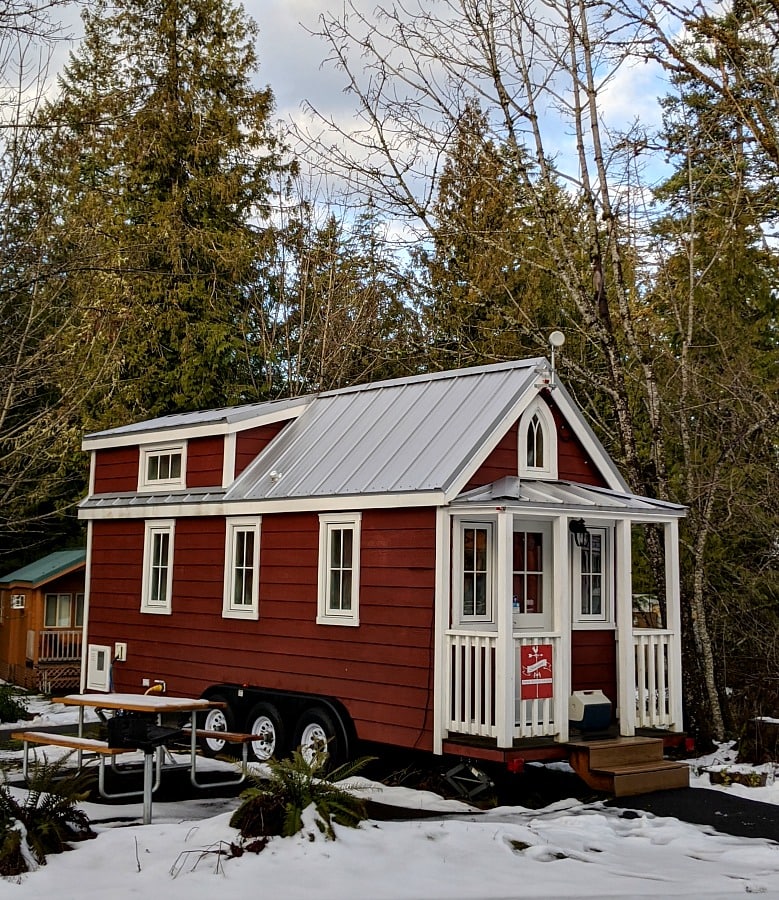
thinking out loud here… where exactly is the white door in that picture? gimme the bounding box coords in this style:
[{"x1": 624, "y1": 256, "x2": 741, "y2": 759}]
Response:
[{"x1": 511, "y1": 521, "x2": 553, "y2": 630}]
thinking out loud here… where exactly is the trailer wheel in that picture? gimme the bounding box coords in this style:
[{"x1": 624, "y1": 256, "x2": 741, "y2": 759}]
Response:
[
  {"x1": 294, "y1": 707, "x2": 344, "y2": 768},
  {"x1": 246, "y1": 702, "x2": 284, "y2": 762},
  {"x1": 199, "y1": 694, "x2": 235, "y2": 757}
]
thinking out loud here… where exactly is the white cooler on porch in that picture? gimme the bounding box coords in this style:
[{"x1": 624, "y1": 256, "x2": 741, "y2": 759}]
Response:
[{"x1": 569, "y1": 690, "x2": 612, "y2": 731}]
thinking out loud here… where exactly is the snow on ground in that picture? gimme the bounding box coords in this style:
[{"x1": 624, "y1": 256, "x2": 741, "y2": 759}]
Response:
[{"x1": 2, "y1": 694, "x2": 779, "y2": 898}]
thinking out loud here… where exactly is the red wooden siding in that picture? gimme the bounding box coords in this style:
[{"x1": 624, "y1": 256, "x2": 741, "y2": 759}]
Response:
[
  {"x1": 93, "y1": 447, "x2": 140, "y2": 494},
  {"x1": 465, "y1": 394, "x2": 607, "y2": 490},
  {"x1": 550, "y1": 402, "x2": 607, "y2": 487},
  {"x1": 571, "y1": 630, "x2": 617, "y2": 714},
  {"x1": 234, "y1": 422, "x2": 289, "y2": 478},
  {"x1": 87, "y1": 507, "x2": 439, "y2": 752},
  {"x1": 187, "y1": 435, "x2": 224, "y2": 488}
]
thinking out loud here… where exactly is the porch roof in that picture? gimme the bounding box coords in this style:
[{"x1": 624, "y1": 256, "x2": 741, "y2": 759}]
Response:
[{"x1": 451, "y1": 476, "x2": 686, "y2": 519}]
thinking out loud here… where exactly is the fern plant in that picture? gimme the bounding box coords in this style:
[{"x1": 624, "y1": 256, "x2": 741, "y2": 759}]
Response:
[
  {"x1": 230, "y1": 749, "x2": 372, "y2": 841},
  {"x1": 0, "y1": 754, "x2": 94, "y2": 875}
]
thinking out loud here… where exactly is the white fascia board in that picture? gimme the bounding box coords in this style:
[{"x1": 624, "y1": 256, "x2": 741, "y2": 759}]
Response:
[
  {"x1": 81, "y1": 403, "x2": 309, "y2": 451},
  {"x1": 443, "y1": 381, "x2": 540, "y2": 502},
  {"x1": 77, "y1": 490, "x2": 448, "y2": 520},
  {"x1": 447, "y1": 502, "x2": 685, "y2": 522},
  {"x1": 550, "y1": 382, "x2": 629, "y2": 492}
]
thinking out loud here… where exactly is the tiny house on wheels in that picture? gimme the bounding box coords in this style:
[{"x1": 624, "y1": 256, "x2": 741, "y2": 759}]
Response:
[{"x1": 78, "y1": 358, "x2": 689, "y2": 796}]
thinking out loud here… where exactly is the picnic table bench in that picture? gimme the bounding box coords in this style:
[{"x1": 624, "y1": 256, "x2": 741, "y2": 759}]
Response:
[{"x1": 10, "y1": 729, "x2": 154, "y2": 799}]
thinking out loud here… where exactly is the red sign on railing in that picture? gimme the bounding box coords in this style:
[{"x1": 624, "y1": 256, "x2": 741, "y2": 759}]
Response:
[{"x1": 520, "y1": 643, "x2": 553, "y2": 700}]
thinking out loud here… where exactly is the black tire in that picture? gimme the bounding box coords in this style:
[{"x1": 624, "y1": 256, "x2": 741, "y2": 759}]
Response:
[
  {"x1": 245, "y1": 701, "x2": 285, "y2": 762},
  {"x1": 198, "y1": 693, "x2": 235, "y2": 757},
  {"x1": 293, "y1": 706, "x2": 345, "y2": 768}
]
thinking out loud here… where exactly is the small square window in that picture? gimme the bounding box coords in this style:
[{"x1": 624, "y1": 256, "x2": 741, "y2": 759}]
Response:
[{"x1": 138, "y1": 444, "x2": 186, "y2": 491}]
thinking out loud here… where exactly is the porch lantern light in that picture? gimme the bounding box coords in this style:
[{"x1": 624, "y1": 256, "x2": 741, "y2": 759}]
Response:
[{"x1": 569, "y1": 518, "x2": 590, "y2": 549}]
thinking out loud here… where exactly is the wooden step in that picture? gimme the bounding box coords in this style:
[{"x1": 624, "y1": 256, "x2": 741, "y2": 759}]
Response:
[
  {"x1": 567, "y1": 737, "x2": 689, "y2": 796},
  {"x1": 571, "y1": 737, "x2": 664, "y2": 769},
  {"x1": 601, "y1": 761, "x2": 690, "y2": 797}
]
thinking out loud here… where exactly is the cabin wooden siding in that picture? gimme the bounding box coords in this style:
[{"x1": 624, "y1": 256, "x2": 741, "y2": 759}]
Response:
[
  {"x1": 234, "y1": 422, "x2": 290, "y2": 478},
  {"x1": 186, "y1": 435, "x2": 224, "y2": 487},
  {"x1": 93, "y1": 446, "x2": 140, "y2": 494},
  {"x1": 87, "y1": 507, "x2": 438, "y2": 751},
  {"x1": 466, "y1": 397, "x2": 608, "y2": 490},
  {"x1": 571, "y1": 630, "x2": 617, "y2": 714}
]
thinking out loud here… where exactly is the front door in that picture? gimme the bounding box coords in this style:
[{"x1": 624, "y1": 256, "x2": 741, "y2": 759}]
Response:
[{"x1": 512, "y1": 521, "x2": 552, "y2": 630}]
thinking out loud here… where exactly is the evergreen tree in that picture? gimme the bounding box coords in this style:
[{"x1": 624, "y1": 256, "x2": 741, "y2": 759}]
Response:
[
  {"x1": 417, "y1": 102, "x2": 569, "y2": 369},
  {"x1": 32, "y1": 0, "x2": 292, "y2": 427}
]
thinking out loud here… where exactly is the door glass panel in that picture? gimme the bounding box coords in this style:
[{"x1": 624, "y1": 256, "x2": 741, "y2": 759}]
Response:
[{"x1": 513, "y1": 530, "x2": 544, "y2": 615}]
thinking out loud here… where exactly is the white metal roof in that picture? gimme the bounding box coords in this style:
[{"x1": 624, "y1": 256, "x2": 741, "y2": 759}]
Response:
[
  {"x1": 224, "y1": 360, "x2": 543, "y2": 502},
  {"x1": 82, "y1": 395, "x2": 311, "y2": 448}
]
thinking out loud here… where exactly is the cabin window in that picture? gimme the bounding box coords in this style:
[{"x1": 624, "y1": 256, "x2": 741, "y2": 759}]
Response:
[
  {"x1": 44, "y1": 593, "x2": 72, "y2": 628},
  {"x1": 518, "y1": 400, "x2": 557, "y2": 479},
  {"x1": 459, "y1": 523, "x2": 493, "y2": 622},
  {"x1": 317, "y1": 513, "x2": 361, "y2": 626},
  {"x1": 75, "y1": 593, "x2": 84, "y2": 627},
  {"x1": 138, "y1": 443, "x2": 186, "y2": 491},
  {"x1": 572, "y1": 526, "x2": 613, "y2": 626},
  {"x1": 223, "y1": 517, "x2": 261, "y2": 620},
  {"x1": 141, "y1": 520, "x2": 175, "y2": 614}
]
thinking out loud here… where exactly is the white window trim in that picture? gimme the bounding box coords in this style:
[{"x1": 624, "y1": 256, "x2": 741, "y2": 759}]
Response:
[
  {"x1": 138, "y1": 442, "x2": 187, "y2": 492},
  {"x1": 452, "y1": 520, "x2": 495, "y2": 626},
  {"x1": 223, "y1": 516, "x2": 261, "y2": 620},
  {"x1": 317, "y1": 512, "x2": 361, "y2": 626},
  {"x1": 141, "y1": 519, "x2": 175, "y2": 615},
  {"x1": 572, "y1": 525, "x2": 614, "y2": 628},
  {"x1": 518, "y1": 399, "x2": 558, "y2": 479}
]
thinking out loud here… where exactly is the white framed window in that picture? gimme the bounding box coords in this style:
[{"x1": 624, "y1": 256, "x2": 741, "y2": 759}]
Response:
[
  {"x1": 518, "y1": 399, "x2": 558, "y2": 479},
  {"x1": 512, "y1": 521, "x2": 553, "y2": 629},
  {"x1": 86, "y1": 643, "x2": 112, "y2": 691},
  {"x1": 223, "y1": 517, "x2": 261, "y2": 620},
  {"x1": 10, "y1": 594, "x2": 25, "y2": 609},
  {"x1": 572, "y1": 526, "x2": 613, "y2": 627},
  {"x1": 141, "y1": 520, "x2": 175, "y2": 614},
  {"x1": 138, "y1": 443, "x2": 186, "y2": 491},
  {"x1": 75, "y1": 593, "x2": 85, "y2": 628},
  {"x1": 317, "y1": 513, "x2": 361, "y2": 626},
  {"x1": 44, "y1": 593, "x2": 72, "y2": 627},
  {"x1": 453, "y1": 521, "x2": 494, "y2": 624}
]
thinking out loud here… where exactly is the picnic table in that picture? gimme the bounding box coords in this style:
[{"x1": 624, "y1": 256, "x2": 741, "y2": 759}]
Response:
[{"x1": 15, "y1": 692, "x2": 222, "y2": 825}]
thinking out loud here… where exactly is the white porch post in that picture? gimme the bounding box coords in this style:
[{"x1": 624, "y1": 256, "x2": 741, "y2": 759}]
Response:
[
  {"x1": 615, "y1": 518, "x2": 636, "y2": 736},
  {"x1": 552, "y1": 515, "x2": 570, "y2": 742},
  {"x1": 495, "y1": 509, "x2": 514, "y2": 748},
  {"x1": 433, "y1": 507, "x2": 450, "y2": 755},
  {"x1": 665, "y1": 519, "x2": 684, "y2": 731}
]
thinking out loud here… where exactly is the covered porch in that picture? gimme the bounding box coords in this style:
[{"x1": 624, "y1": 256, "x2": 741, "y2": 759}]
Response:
[{"x1": 433, "y1": 477, "x2": 686, "y2": 753}]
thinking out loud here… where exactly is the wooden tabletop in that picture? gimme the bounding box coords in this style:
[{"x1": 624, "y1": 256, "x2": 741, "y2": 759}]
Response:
[{"x1": 53, "y1": 693, "x2": 219, "y2": 713}]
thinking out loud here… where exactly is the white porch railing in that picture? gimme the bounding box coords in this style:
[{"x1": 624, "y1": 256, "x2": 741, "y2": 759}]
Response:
[
  {"x1": 38, "y1": 629, "x2": 82, "y2": 663},
  {"x1": 445, "y1": 631, "x2": 562, "y2": 740},
  {"x1": 633, "y1": 629, "x2": 672, "y2": 728},
  {"x1": 513, "y1": 634, "x2": 561, "y2": 739}
]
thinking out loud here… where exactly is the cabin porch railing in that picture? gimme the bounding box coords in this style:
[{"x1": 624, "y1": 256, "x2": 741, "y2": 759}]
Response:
[
  {"x1": 37, "y1": 629, "x2": 82, "y2": 663},
  {"x1": 633, "y1": 629, "x2": 673, "y2": 728},
  {"x1": 445, "y1": 631, "x2": 562, "y2": 741}
]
